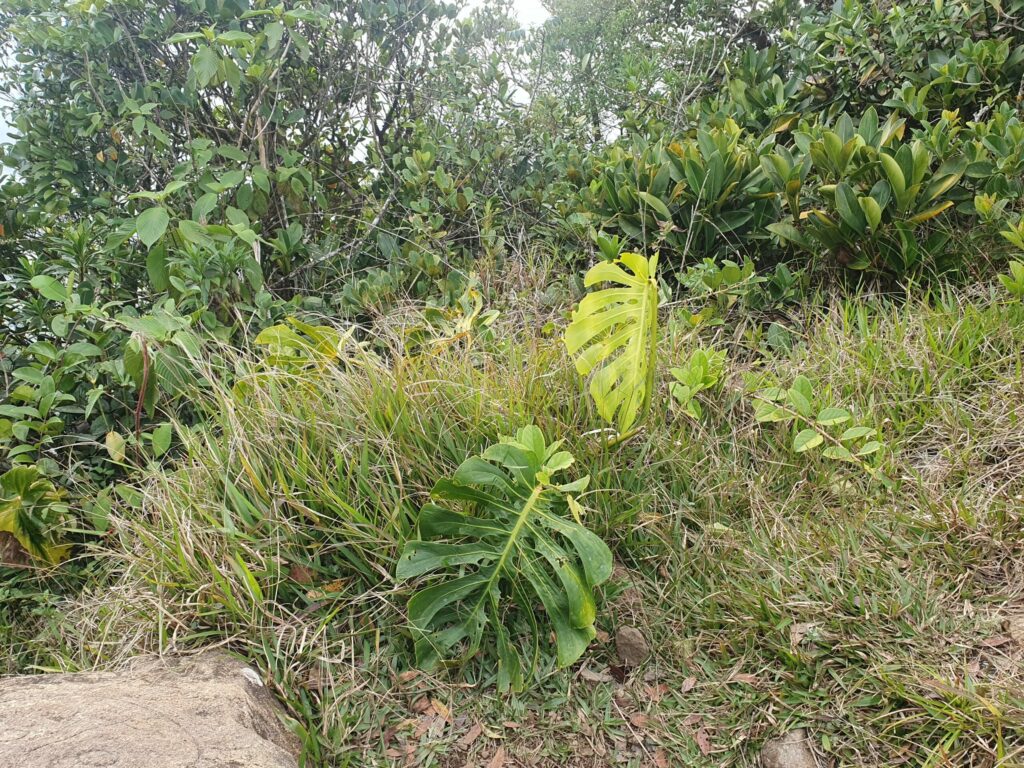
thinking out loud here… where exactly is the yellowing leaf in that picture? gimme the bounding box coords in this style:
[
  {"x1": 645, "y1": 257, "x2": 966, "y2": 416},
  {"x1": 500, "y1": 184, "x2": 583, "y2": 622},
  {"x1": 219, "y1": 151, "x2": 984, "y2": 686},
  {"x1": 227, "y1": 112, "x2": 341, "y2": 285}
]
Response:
[
  {"x1": 564, "y1": 252, "x2": 660, "y2": 437},
  {"x1": 105, "y1": 431, "x2": 127, "y2": 463},
  {"x1": 907, "y1": 200, "x2": 953, "y2": 224}
]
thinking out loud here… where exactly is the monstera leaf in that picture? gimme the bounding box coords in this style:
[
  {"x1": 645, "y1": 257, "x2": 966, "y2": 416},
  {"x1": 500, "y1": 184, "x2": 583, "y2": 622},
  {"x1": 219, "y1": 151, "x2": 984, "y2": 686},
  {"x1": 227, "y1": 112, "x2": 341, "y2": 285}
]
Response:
[
  {"x1": 0, "y1": 466, "x2": 70, "y2": 564},
  {"x1": 397, "y1": 426, "x2": 611, "y2": 691},
  {"x1": 564, "y1": 252, "x2": 660, "y2": 438}
]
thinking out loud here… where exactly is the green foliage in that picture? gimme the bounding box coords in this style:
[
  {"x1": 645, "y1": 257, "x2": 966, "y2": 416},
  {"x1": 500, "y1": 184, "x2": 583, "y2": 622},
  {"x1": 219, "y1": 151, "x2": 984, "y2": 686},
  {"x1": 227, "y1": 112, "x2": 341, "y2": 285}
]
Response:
[
  {"x1": 253, "y1": 318, "x2": 355, "y2": 371},
  {"x1": 404, "y1": 281, "x2": 500, "y2": 353},
  {"x1": 0, "y1": 466, "x2": 69, "y2": 563},
  {"x1": 999, "y1": 260, "x2": 1024, "y2": 298},
  {"x1": 584, "y1": 121, "x2": 774, "y2": 263},
  {"x1": 752, "y1": 375, "x2": 889, "y2": 483},
  {"x1": 398, "y1": 425, "x2": 611, "y2": 691},
  {"x1": 564, "y1": 252, "x2": 660, "y2": 439},
  {"x1": 669, "y1": 348, "x2": 725, "y2": 419}
]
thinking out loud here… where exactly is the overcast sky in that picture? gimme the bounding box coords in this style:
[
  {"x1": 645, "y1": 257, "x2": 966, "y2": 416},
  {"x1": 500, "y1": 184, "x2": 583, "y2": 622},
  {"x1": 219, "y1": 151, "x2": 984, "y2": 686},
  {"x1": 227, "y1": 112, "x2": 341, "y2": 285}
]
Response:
[
  {"x1": 504, "y1": 0, "x2": 549, "y2": 26},
  {"x1": 474, "y1": 0, "x2": 550, "y2": 26}
]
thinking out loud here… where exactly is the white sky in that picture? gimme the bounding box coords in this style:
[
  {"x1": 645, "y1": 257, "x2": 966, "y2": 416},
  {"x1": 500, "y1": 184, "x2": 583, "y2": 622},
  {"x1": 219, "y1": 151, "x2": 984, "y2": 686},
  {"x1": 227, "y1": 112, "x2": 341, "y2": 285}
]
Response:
[
  {"x1": 507, "y1": 0, "x2": 549, "y2": 27},
  {"x1": 471, "y1": 0, "x2": 550, "y2": 27}
]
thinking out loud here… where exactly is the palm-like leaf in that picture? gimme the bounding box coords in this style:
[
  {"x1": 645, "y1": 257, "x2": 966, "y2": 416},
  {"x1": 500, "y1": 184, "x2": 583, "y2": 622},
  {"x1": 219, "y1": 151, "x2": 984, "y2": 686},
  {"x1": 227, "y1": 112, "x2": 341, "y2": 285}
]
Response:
[
  {"x1": 397, "y1": 425, "x2": 611, "y2": 692},
  {"x1": 564, "y1": 252, "x2": 660, "y2": 437}
]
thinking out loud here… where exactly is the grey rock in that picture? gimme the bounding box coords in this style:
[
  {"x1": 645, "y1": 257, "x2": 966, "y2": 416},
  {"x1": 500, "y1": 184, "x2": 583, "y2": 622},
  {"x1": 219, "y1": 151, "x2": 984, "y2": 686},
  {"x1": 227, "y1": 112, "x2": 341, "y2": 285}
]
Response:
[
  {"x1": 0, "y1": 651, "x2": 301, "y2": 768},
  {"x1": 615, "y1": 625, "x2": 650, "y2": 667},
  {"x1": 760, "y1": 728, "x2": 818, "y2": 768}
]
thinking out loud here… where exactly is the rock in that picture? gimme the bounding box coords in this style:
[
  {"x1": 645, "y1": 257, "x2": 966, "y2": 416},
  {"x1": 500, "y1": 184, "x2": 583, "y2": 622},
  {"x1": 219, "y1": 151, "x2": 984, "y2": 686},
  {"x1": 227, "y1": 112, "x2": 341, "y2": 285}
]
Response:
[
  {"x1": 760, "y1": 728, "x2": 818, "y2": 768},
  {"x1": 1008, "y1": 615, "x2": 1024, "y2": 645},
  {"x1": 0, "y1": 651, "x2": 301, "y2": 768},
  {"x1": 615, "y1": 625, "x2": 650, "y2": 667}
]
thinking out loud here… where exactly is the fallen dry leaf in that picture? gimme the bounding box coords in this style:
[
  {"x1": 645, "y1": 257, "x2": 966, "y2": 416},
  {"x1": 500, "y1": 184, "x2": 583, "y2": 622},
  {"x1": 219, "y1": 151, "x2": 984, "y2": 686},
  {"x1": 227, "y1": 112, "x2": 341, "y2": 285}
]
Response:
[
  {"x1": 981, "y1": 635, "x2": 1011, "y2": 648},
  {"x1": 459, "y1": 722, "x2": 483, "y2": 747},
  {"x1": 414, "y1": 715, "x2": 436, "y2": 739},
  {"x1": 654, "y1": 749, "x2": 670, "y2": 767},
  {"x1": 694, "y1": 726, "x2": 713, "y2": 755},
  {"x1": 580, "y1": 666, "x2": 615, "y2": 683},
  {"x1": 646, "y1": 683, "x2": 669, "y2": 702},
  {"x1": 411, "y1": 697, "x2": 432, "y2": 714},
  {"x1": 1007, "y1": 616, "x2": 1024, "y2": 644},
  {"x1": 287, "y1": 563, "x2": 315, "y2": 584},
  {"x1": 396, "y1": 670, "x2": 420, "y2": 684},
  {"x1": 487, "y1": 746, "x2": 506, "y2": 768},
  {"x1": 430, "y1": 698, "x2": 451, "y2": 721},
  {"x1": 789, "y1": 621, "x2": 816, "y2": 648},
  {"x1": 730, "y1": 673, "x2": 759, "y2": 685}
]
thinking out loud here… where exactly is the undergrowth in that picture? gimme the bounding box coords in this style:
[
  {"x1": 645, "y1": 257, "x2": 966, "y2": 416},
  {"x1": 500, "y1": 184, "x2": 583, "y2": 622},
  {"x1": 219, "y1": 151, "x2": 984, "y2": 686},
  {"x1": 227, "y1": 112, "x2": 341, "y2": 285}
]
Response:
[{"x1": 5, "y1": 282, "x2": 1023, "y2": 766}]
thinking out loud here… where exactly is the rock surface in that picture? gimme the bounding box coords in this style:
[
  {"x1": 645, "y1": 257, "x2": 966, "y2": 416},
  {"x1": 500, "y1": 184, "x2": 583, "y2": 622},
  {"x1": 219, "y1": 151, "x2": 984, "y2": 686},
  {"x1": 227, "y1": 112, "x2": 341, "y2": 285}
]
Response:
[
  {"x1": 760, "y1": 728, "x2": 818, "y2": 768},
  {"x1": 615, "y1": 625, "x2": 651, "y2": 667},
  {"x1": 0, "y1": 651, "x2": 301, "y2": 768}
]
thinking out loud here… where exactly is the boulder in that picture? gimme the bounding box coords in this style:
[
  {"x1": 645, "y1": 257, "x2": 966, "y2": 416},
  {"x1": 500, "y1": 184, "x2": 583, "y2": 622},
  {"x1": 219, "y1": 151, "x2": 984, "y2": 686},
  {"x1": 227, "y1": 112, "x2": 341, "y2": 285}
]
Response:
[{"x1": 0, "y1": 651, "x2": 301, "y2": 768}]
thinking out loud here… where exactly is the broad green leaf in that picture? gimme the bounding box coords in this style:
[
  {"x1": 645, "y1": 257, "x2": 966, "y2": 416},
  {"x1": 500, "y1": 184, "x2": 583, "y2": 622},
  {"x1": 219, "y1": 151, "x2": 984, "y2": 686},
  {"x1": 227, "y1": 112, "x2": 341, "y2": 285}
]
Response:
[
  {"x1": 29, "y1": 275, "x2": 67, "y2": 302},
  {"x1": 754, "y1": 399, "x2": 789, "y2": 423},
  {"x1": 816, "y1": 407, "x2": 851, "y2": 426},
  {"x1": 136, "y1": 206, "x2": 170, "y2": 248},
  {"x1": 835, "y1": 182, "x2": 866, "y2": 234},
  {"x1": 793, "y1": 428, "x2": 824, "y2": 453},
  {"x1": 767, "y1": 221, "x2": 810, "y2": 249},
  {"x1": 840, "y1": 426, "x2": 876, "y2": 441},
  {"x1": 856, "y1": 440, "x2": 883, "y2": 456},
  {"x1": 859, "y1": 196, "x2": 883, "y2": 231},
  {"x1": 397, "y1": 426, "x2": 611, "y2": 692},
  {"x1": 151, "y1": 422, "x2": 173, "y2": 457},
  {"x1": 907, "y1": 200, "x2": 953, "y2": 225},
  {"x1": 146, "y1": 245, "x2": 170, "y2": 291},
  {"x1": 192, "y1": 45, "x2": 221, "y2": 87},
  {"x1": 822, "y1": 445, "x2": 855, "y2": 461},
  {"x1": 66, "y1": 342, "x2": 104, "y2": 358},
  {"x1": 637, "y1": 191, "x2": 671, "y2": 219},
  {"x1": 880, "y1": 153, "x2": 907, "y2": 208},
  {"x1": 786, "y1": 386, "x2": 812, "y2": 418},
  {"x1": 564, "y1": 252, "x2": 660, "y2": 436}
]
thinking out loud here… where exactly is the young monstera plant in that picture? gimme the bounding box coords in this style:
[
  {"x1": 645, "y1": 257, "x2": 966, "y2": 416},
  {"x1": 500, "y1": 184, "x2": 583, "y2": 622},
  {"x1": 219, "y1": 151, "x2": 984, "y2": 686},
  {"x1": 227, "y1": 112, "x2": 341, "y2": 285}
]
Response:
[
  {"x1": 397, "y1": 425, "x2": 611, "y2": 692},
  {"x1": 564, "y1": 252, "x2": 661, "y2": 444}
]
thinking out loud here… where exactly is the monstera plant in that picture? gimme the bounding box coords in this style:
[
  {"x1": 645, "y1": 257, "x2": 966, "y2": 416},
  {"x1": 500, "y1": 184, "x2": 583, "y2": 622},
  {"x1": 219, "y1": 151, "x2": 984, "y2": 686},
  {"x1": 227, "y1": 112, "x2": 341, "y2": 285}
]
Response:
[
  {"x1": 564, "y1": 252, "x2": 661, "y2": 443},
  {"x1": 397, "y1": 426, "x2": 611, "y2": 692}
]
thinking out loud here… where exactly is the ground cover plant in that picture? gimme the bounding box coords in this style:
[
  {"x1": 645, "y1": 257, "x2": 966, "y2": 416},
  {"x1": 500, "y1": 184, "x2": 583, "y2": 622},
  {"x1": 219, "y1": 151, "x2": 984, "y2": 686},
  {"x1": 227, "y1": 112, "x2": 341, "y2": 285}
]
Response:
[{"x1": 3, "y1": 0, "x2": 1024, "y2": 765}]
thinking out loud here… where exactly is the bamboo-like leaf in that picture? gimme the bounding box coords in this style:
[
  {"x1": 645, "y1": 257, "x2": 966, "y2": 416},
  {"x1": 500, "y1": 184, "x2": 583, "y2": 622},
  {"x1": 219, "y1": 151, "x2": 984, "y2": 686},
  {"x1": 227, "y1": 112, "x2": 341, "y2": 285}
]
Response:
[
  {"x1": 564, "y1": 252, "x2": 660, "y2": 436},
  {"x1": 397, "y1": 426, "x2": 611, "y2": 692}
]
